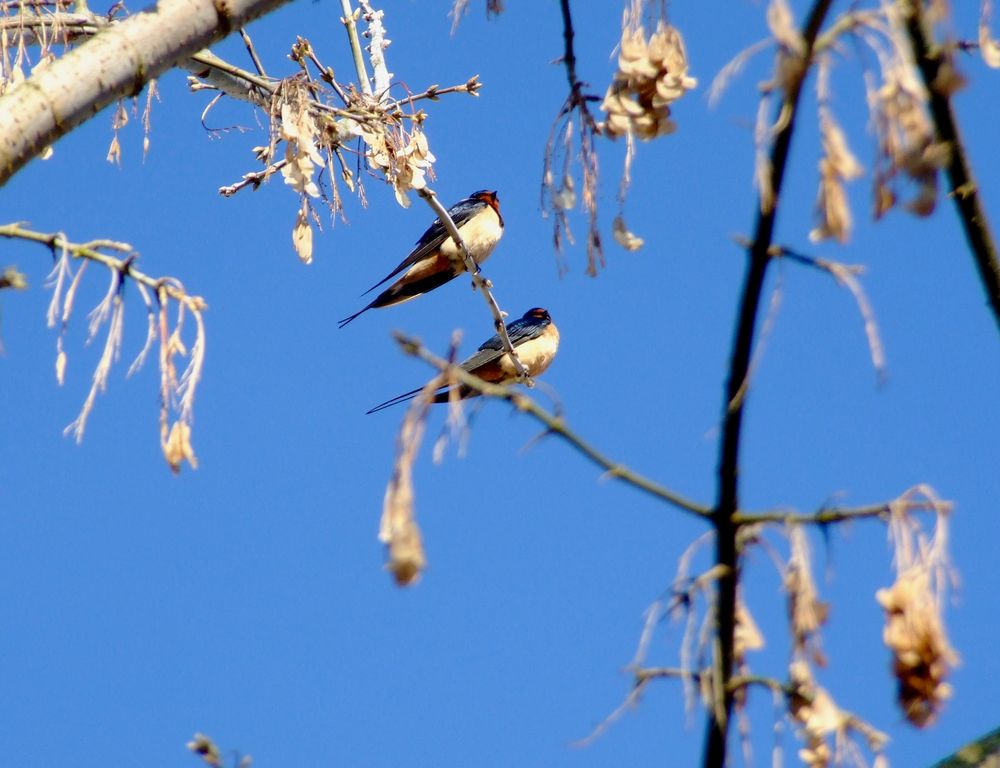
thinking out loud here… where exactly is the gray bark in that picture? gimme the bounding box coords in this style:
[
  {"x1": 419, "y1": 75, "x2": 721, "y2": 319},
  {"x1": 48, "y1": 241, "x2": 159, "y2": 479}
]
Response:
[{"x1": 0, "y1": 0, "x2": 292, "y2": 185}]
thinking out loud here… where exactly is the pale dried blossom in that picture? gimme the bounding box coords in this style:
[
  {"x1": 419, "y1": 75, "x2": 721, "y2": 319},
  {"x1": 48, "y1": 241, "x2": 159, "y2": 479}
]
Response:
[
  {"x1": 767, "y1": 0, "x2": 805, "y2": 59},
  {"x1": 153, "y1": 283, "x2": 206, "y2": 474},
  {"x1": 279, "y1": 100, "x2": 324, "y2": 199},
  {"x1": 981, "y1": 0, "x2": 1000, "y2": 68},
  {"x1": 356, "y1": 120, "x2": 436, "y2": 208},
  {"x1": 785, "y1": 525, "x2": 829, "y2": 665},
  {"x1": 766, "y1": 0, "x2": 808, "y2": 98},
  {"x1": 868, "y1": 54, "x2": 947, "y2": 219},
  {"x1": 379, "y1": 375, "x2": 446, "y2": 586},
  {"x1": 64, "y1": 270, "x2": 125, "y2": 443},
  {"x1": 810, "y1": 109, "x2": 864, "y2": 243},
  {"x1": 600, "y1": 14, "x2": 696, "y2": 140},
  {"x1": 876, "y1": 487, "x2": 957, "y2": 727},
  {"x1": 734, "y1": 598, "x2": 765, "y2": 664},
  {"x1": 292, "y1": 203, "x2": 314, "y2": 264},
  {"x1": 187, "y1": 733, "x2": 223, "y2": 767},
  {"x1": 162, "y1": 419, "x2": 198, "y2": 474},
  {"x1": 612, "y1": 215, "x2": 644, "y2": 251},
  {"x1": 788, "y1": 661, "x2": 889, "y2": 768}
]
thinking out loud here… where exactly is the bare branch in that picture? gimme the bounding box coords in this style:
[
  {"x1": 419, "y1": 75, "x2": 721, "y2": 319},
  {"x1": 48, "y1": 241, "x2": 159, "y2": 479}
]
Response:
[
  {"x1": 393, "y1": 332, "x2": 711, "y2": 520},
  {"x1": 708, "y1": 2, "x2": 837, "y2": 765},
  {"x1": 0, "y1": 223, "x2": 205, "y2": 312}
]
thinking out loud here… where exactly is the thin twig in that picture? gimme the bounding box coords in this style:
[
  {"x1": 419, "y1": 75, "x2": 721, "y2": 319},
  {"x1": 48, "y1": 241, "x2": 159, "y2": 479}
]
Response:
[
  {"x1": 401, "y1": 76, "x2": 483, "y2": 105},
  {"x1": 707, "y1": 3, "x2": 835, "y2": 767},
  {"x1": 339, "y1": 0, "x2": 372, "y2": 96},
  {"x1": 636, "y1": 667, "x2": 791, "y2": 697},
  {"x1": 557, "y1": 0, "x2": 596, "y2": 125},
  {"x1": 219, "y1": 158, "x2": 289, "y2": 196},
  {"x1": 238, "y1": 27, "x2": 267, "y2": 78},
  {"x1": 416, "y1": 187, "x2": 529, "y2": 380},
  {"x1": 0, "y1": 223, "x2": 205, "y2": 311},
  {"x1": 394, "y1": 333, "x2": 711, "y2": 519},
  {"x1": 748, "y1": 240, "x2": 887, "y2": 382},
  {"x1": 900, "y1": 0, "x2": 1000, "y2": 334},
  {"x1": 735, "y1": 503, "x2": 891, "y2": 526}
]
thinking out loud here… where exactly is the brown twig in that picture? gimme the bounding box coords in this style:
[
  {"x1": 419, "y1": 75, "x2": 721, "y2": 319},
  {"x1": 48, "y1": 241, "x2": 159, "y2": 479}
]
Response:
[
  {"x1": 707, "y1": 2, "x2": 836, "y2": 766},
  {"x1": 400, "y1": 76, "x2": 483, "y2": 105},
  {"x1": 752, "y1": 240, "x2": 887, "y2": 383},
  {"x1": 238, "y1": 27, "x2": 268, "y2": 78},
  {"x1": 219, "y1": 158, "x2": 289, "y2": 196},
  {"x1": 394, "y1": 332, "x2": 711, "y2": 519},
  {"x1": 900, "y1": 0, "x2": 1000, "y2": 335}
]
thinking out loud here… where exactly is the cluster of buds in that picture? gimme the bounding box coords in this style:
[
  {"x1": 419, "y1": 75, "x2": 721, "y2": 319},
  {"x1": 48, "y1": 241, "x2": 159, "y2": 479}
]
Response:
[{"x1": 600, "y1": 21, "x2": 696, "y2": 140}]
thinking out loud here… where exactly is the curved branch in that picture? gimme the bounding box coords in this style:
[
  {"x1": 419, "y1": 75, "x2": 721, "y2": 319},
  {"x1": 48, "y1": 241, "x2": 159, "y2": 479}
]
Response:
[
  {"x1": 0, "y1": 0, "x2": 292, "y2": 185},
  {"x1": 0, "y1": 223, "x2": 205, "y2": 311},
  {"x1": 901, "y1": 0, "x2": 1000, "y2": 335},
  {"x1": 394, "y1": 332, "x2": 711, "y2": 519}
]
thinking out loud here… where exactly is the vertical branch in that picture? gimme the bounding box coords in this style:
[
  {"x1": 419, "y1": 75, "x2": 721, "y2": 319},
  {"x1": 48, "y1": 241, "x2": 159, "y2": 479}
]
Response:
[
  {"x1": 559, "y1": 0, "x2": 581, "y2": 100},
  {"x1": 339, "y1": 0, "x2": 372, "y2": 95},
  {"x1": 900, "y1": 0, "x2": 1000, "y2": 334},
  {"x1": 704, "y1": 2, "x2": 835, "y2": 766}
]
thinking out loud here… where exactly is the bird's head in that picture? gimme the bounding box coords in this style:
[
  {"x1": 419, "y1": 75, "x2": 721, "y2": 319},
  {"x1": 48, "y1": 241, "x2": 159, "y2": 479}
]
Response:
[
  {"x1": 471, "y1": 189, "x2": 501, "y2": 218},
  {"x1": 523, "y1": 307, "x2": 551, "y2": 323}
]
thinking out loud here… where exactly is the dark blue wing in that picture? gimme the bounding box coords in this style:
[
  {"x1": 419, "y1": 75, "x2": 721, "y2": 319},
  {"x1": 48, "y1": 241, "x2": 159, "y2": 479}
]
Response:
[
  {"x1": 362, "y1": 194, "x2": 489, "y2": 295},
  {"x1": 457, "y1": 315, "x2": 549, "y2": 373}
]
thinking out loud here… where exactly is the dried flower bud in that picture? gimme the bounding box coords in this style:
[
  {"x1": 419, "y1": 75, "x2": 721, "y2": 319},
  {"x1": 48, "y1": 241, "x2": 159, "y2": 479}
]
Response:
[
  {"x1": 612, "y1": 215, "x2": 644, "y2": 251},
  {"x1": 55, "y1": 349, "x2": 67, "y2": 386},
  {"x1": 163, "y1": 419, "x2": 198, "y2": 474},
  {"x1": 187, "y1": 733, "x2": 222, "y2": 767},
  {"x1": 981, "y1": 0, "x2": 1000, "y2": 68},
  {"x1": 292, "y1": 205, "x2": 314, "y2": 265}
]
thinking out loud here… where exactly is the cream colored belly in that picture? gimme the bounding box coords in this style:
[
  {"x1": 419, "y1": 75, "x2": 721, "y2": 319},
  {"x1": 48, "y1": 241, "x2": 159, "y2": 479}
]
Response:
[
  {"x1": 439, "y1": 210, "x2": 503, "y2": 265},
  {"x1": 498, "y1": 327, "x2": 560, "y2": 380}
]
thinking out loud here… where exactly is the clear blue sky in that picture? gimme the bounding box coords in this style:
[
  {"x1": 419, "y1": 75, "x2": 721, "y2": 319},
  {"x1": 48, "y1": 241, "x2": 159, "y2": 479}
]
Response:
[{"x1": 1, "y1": 2, "x2": 997, "y2": 766}]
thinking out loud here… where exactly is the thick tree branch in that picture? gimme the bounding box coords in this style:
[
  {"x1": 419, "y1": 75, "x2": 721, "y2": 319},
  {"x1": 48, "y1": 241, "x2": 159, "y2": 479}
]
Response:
[
  {"x1": 0, "y1": 0, "x2": 292, "y2": 185},
  {"x1": 706, "y1": 2, "x2": 835, "y2": 766},
  {"x1": 900, "y1": 0, "x2": 1000, "y2": 334},
  {"x1": 394, "y1": 333, "x2": 711, "y2": 519}
]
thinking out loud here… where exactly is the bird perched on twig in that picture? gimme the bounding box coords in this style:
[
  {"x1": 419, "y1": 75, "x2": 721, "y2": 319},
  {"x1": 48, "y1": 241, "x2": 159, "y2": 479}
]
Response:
[
  {"x1": 339, "y1": 190, "x2": 504, "y2": 328},
  {"x1": 367, "y1": 307, "x2": 559, "y2": 413}
]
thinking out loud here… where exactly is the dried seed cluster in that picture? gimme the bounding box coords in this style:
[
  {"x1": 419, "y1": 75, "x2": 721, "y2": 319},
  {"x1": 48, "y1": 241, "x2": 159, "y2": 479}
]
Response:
[
  {"x1": 876, "y1": 569, "x2": 958, "y2": 727},
  {"x1": 601, "y1": 22, "x2": 696, "y2": 140}
]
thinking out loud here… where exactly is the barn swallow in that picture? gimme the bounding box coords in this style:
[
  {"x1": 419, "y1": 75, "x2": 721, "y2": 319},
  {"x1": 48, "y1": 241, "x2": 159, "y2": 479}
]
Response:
[
  {"x1": 339, "y1": 190, "x2": 504, "y2": 328},
  {"x1": 367, "y1": 307, "x2": 559, "y2": 413}
]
